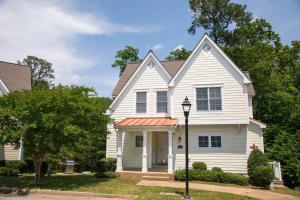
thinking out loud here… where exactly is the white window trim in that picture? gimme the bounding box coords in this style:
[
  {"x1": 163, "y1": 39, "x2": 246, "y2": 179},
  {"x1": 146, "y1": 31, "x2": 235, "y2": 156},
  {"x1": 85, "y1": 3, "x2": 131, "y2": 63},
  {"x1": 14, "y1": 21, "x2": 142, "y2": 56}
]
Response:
[
  {"x1": 193, "y1": 84, "x2": 224, "y2": 112},
  {"x1": 156, "y1": 90, "x2": 168, "y2": 114},
  {"x1": 134, "y1": 90, "x2": 148, "y2": 115},
  {"x1": 135, "y1": 135, "x2": 143, "y2": 148},
  {"x1": 196, "y1": 132, "x2": 224, "y2": 149}
]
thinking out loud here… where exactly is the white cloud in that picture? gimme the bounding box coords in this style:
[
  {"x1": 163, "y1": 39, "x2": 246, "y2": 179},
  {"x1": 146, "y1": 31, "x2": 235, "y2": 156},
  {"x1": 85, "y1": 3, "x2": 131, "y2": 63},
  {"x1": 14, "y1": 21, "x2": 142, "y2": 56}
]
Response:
[
  {"x1": 151, "y1": 43, "x2": 163, "y2": 51},
  {"x1": 0, "y1": 0, "x2": 149, "y2": 85},
  {"x1": 174, "y1": 44, "x2": 184, "y2": 50}
]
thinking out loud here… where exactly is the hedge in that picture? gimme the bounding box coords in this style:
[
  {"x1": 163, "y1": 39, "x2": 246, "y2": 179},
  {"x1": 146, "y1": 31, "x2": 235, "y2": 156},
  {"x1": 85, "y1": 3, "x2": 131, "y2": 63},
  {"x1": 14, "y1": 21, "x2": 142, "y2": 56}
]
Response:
[
  {"x1": 0, "y1": 167, "x2": 19, "y2": 176},
  {"x1": 212, "y1": 167, "x2": 223, "y2": 172},
  {"x1": 247, "y1": 149, "x2": 268, "y2": 179},
  {"x1": 174, "y1": 169, "x2": 249, "y2": 186},
  {"x1": 95, "y1": 171, "x2": 117, "y2": 178}
]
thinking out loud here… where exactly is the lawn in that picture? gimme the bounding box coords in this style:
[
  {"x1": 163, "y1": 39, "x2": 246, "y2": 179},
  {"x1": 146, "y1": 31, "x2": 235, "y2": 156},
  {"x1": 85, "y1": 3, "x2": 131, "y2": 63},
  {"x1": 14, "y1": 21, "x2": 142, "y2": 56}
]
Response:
[{"x1": 0, "y1": 174, "x2": 256, "y2": 200}]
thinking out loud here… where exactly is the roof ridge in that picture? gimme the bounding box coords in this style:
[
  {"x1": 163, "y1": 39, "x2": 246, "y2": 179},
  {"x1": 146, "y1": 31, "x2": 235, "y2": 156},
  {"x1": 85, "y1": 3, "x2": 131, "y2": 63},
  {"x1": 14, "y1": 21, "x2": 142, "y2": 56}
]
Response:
[{"x1": 0, "y1": 60, "x2": 29, "y2": 68}]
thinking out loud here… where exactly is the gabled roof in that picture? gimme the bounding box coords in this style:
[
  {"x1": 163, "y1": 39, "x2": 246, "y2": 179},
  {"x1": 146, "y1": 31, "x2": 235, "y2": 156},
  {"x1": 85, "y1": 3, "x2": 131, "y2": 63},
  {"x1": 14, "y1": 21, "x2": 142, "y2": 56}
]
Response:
[
  {"x1": 249, "y1": 117, "x2": 267, "y2": 128},
  {"x1": 0, "y1": 61, "x2": 31, "y2": 92}
]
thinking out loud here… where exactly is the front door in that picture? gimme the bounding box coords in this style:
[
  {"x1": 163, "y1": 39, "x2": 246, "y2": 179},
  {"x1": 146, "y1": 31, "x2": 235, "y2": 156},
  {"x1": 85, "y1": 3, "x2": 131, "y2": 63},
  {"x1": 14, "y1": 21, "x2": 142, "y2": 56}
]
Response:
[{"x1": 156, "y1": 132, "x2": 168, "y2": 165}]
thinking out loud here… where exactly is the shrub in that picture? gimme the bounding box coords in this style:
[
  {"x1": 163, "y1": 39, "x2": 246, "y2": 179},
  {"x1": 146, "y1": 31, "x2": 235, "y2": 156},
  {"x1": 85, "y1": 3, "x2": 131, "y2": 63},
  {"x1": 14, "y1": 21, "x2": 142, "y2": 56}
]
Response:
[
  {"x1": 0, "y1": 167, "x2": 19, "y2": 176},
  {"x1": 282, "y1": 161, "x2": 300, "y2": 188},
  {"x1": 174, "y1": 169, "x2": 249, "y2": 186},
  {"x1": 212, "y1": 167, "x2": 223, "y2": 172},
  {"x1": 192, "y1": 162, "x2": 207, "y2": 171},
  {"x1": 247, "y1": 149, "x2": 268, "y2": 178},
  {"x1": 95, "y1": 171, "x2": 117, "y2": 178},
  {"x1": 98, "y1": 158, "x2": 117, "y2": 172},
  {"x1": 20, "y1": 160, "x2": 48, "y2": 176},
  {"x1": 5, "y1": 160, "x2": 27, "y2": 170},
  {"x1": 252, "y1": 166, "x2": 274, "y2": 188}
]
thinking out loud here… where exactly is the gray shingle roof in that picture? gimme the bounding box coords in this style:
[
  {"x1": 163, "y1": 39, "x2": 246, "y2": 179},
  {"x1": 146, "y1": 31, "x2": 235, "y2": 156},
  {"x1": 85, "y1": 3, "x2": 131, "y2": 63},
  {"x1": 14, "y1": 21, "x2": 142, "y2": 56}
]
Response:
[
  {"x1": 0, "y1": 61, "x2": 31, "y2": 92},
  {"x1": 111, "y1": 60, "x2": 255, "y2": 97}
]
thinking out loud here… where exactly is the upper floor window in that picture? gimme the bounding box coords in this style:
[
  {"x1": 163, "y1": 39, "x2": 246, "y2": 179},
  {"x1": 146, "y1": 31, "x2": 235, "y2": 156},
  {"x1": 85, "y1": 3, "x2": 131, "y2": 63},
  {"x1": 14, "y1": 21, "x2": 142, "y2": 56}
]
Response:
[
  {"x1": 196, "y1": 87, "x2": 222, "y2": 111},
  {"x1": 157, "y1": 91, "x2": 168, "y2": 113},
  {"x1": 136, "y1": 92, "x2": 147, "y2": 113}
]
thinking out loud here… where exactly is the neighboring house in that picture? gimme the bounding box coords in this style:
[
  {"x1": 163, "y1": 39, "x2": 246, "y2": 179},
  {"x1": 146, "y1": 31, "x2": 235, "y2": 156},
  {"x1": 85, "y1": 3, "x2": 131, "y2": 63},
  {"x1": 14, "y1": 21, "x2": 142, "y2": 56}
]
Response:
[
  {"x1": 106, "y1": 34, "x2": 266, "y2": 174},
  {"x1": 0, "y1": 61, "x2": 31, "y2": 161}
]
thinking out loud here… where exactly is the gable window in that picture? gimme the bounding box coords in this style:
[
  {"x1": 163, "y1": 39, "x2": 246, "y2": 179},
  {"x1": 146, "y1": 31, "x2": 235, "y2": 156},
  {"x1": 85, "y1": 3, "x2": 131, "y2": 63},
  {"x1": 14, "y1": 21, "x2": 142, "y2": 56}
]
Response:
[
  {"x1": 157, "y1": 91, "x2": 168, "y2": 113},
  {"x1": 135, "y1": 135, "x2": 143, "y2": 147},
  {"x1": 198, "y1": 136, "x2": 209, "y2": 147},
  {"x1": 196, "y1": 87, "x2": 222, "y2": 111},
  {"x1": 136, "y1": 92, "x2": 147, "y2": 113}
]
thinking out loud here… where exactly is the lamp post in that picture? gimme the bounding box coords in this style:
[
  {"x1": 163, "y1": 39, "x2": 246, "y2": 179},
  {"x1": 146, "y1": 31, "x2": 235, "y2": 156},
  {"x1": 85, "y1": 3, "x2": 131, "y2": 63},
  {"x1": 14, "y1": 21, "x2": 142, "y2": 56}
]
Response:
[{"x1": 182, "y1": 96, "x2": 191, "y2": 199}]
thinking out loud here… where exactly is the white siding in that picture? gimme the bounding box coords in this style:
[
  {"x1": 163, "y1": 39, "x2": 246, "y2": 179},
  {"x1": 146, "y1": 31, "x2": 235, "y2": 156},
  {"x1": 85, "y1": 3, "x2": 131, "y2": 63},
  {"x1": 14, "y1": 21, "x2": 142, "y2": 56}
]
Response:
[
  {"x1": 247, "y1": 123, "x2": 264, "y2": 154},
  {"x1": 106, "y1": 58, "x2": 169, "y2": 158},
  {"x1": 173, "y1": 125, "x2": 248, "y2": 174},
  {"x1": 3, "y1": 144, "x2": 20, "y2": 160},
  {"x1": 172, "y1": 40, "x2": 249, "y2": 124}
]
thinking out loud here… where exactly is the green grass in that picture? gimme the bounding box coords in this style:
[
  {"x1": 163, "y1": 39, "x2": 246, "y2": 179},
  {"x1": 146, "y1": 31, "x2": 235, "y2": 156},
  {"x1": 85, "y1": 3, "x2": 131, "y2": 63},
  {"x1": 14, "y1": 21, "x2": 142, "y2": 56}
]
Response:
[
  {"x1": 273, "y1": 187, "x2": 300, "y2": 198},
  {"x1": 0, "y1": 174, "x2": 257, "y2": 200}
]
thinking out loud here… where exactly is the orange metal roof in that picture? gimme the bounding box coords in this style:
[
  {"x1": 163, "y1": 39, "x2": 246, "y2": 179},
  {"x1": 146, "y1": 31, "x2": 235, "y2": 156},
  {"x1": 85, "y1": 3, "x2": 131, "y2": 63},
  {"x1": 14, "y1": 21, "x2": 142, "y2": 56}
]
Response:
[{"x1": 116, "y1": 117, "x2": 177, "y2": 127}]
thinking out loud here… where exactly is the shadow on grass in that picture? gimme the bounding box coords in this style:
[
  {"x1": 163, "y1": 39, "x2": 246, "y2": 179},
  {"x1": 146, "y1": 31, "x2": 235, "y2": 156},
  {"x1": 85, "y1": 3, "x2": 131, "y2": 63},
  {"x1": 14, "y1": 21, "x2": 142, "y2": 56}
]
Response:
[{"x1": 0, "y1": 175, "x2": 109, "y2": 190}]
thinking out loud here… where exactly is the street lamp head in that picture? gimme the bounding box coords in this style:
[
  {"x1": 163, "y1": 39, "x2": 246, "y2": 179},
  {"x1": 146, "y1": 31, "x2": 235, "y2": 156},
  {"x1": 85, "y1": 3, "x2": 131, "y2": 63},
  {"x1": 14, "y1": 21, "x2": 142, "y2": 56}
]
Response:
[{"x1": 182, "y1": 96, "x2": 191, "y2": 116}]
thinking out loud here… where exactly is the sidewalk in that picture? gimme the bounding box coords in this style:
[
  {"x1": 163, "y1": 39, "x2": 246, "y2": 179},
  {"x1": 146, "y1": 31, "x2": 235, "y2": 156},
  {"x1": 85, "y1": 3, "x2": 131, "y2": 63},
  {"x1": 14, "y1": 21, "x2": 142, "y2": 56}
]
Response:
[{"x1": 137, "y1": 180, "x2": 299, "y2": 200}]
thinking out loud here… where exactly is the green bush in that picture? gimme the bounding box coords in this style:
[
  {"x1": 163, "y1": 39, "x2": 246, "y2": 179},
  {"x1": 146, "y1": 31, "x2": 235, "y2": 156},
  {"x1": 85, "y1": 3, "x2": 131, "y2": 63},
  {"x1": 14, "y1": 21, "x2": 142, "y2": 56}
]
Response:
[
  {"x1": 212, "y1": 167, "x2": 223, "y2": 172},
  {"x1": 174, "y1": 169, "x2": 249, "y2": 186},
  {"x1": 0, "y1": 167, "x2": 19, "y2": 176},
  {"x1": 247, "y1": 149, "x2": 268, "y2": 178},
  {"x1": 282, "y1": 161, "x2": 300, "y2": 188},
  {"x1": 192, "y1": 162, "x2": 207, "y2": 171},
  {"x1": 98, "y1": 158, "x2": 117, "y2": 172},
  {"x1": 5, "y1": 160, "x2": 26, "y2": 170},
  {"x1": 252, "y1": 166, "x2": 274, "y2": 188},
  {"x1": 95, "y1": 171, "x2": 117, "y2": 178},
  {"x1": 20, "y1": 160, "x2": 48, "y2": 176}
]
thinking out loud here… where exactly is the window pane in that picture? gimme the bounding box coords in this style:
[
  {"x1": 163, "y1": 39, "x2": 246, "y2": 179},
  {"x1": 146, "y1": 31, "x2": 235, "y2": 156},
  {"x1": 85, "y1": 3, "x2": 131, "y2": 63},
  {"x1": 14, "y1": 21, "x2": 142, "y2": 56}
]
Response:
[
  {"x1": 136, "y1": 92, "x2": 146, "y2": 113},
  {"x1": 157, "y1": 91, "x2": 168, "y2": 113},
  {"x1": 136, "y1": 136, "x2": 143, "y2": 147},
  {"x1": 196, "y1": 88, "x2": 208, "y2": 111},
  {"x1": 209, "y1": 87, "x2": 222, "y2": 110},
  {"x1": 211, "y1": 136, "x2": 221, "y2": 147},
  {"x1": 198, "y1": 136, "x2": 209, "y2": 147}
]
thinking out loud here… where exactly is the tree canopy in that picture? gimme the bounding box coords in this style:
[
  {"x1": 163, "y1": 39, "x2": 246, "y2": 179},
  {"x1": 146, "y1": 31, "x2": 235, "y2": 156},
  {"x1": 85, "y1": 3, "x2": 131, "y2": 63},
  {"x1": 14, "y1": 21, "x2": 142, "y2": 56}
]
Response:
[
  {"x1": 19, "y1": 56, "x2": 55, "y2": 88},
  {"x1": 166, "y1": 47, "x2": 192, "y2": 60},
  {"x1": 0, "y1": 86, "x2": 111, "y2": 182},
  {"x1": 112, "y1": 46, "x2": 141, "y2": 76}
]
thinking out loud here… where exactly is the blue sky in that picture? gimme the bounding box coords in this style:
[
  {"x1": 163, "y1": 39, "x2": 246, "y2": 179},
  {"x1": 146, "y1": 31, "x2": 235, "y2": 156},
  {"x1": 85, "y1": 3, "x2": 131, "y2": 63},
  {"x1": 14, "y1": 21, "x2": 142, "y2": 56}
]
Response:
[{"x1": 0, "y1": 0, "x2": 299, "y2": 97}]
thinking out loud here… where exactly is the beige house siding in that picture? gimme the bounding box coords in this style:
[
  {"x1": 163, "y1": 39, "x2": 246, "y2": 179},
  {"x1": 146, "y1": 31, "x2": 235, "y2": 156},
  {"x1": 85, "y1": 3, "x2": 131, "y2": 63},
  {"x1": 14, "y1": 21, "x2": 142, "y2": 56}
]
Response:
[
  {"x1": 247, "y1": 123, "x2": 264, "y2": 154},
  {"x1": 3, "y1": 144, "x2": 20, "y2": 160},
  {"x1": 173, "y1": 125, "x2": 248, "y2": 174},
  {"x1": 172, "y1": 41, "x2": 249, "y2": 124}
]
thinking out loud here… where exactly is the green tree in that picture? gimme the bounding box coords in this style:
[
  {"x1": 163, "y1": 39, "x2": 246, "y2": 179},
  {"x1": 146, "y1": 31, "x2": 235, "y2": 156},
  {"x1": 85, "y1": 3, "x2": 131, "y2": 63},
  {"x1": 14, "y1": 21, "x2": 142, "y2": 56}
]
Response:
[
  {"x1": 0, "y1": 86, "x2": 110, "y2": 182},
  {"x1": 19, "y1": 56, "x2": 55, "y2": 88},
  {"x1": 112, "y1": 46, "x2": 141, "y2": 76},
  {"x1": 166, "y1": 47, "x2": 192, "y2": 60},
  {"x1": 188, "y1": 0, "x2": 252, "y2": 44}
]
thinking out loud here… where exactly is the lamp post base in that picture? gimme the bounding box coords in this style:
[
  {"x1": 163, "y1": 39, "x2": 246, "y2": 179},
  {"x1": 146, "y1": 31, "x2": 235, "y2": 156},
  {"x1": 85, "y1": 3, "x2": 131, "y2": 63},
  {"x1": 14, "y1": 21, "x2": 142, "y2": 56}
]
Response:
[{"x1": 184, "y1": 194, "x2": 191, "y2": 199}]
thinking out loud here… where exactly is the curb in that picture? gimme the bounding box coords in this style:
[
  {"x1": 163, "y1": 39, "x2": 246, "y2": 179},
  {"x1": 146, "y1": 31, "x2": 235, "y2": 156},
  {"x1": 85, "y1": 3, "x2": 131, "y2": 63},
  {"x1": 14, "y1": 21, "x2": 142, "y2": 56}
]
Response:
[{"x1": 30, "y1": 189, "x2": 138, "y2": 199}]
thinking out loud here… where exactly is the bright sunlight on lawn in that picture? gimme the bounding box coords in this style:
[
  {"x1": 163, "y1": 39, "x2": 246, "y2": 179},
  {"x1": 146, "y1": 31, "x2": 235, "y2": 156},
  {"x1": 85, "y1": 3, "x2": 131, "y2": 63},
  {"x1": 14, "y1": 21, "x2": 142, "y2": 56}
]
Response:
[{"x1": 0, "y1": 174, "x2": 256, "y2": 200}]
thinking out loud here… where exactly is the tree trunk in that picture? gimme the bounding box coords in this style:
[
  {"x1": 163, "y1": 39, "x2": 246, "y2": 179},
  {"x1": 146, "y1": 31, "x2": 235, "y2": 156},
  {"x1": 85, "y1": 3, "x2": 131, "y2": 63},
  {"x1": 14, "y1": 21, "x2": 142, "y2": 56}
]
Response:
[{"x1": 34, "y1": 158, "x2": 42, "y2": 183}]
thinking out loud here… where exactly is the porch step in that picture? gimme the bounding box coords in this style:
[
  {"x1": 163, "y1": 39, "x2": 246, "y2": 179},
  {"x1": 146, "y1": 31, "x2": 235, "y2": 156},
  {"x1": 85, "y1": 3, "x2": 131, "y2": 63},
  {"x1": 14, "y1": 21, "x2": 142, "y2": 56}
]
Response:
[
  {"x1": 142, "y1": 176, "x2": 170, "y2": 181},
  {"x1": 273, "y1": 180, "x2": 284, "y2": 185}
]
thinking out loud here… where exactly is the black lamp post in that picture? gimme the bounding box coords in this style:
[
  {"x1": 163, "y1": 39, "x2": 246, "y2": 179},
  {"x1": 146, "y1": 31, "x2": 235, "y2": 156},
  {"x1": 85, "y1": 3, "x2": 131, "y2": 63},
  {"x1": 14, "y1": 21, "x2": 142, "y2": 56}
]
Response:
[{"x1": 182, "y1": 96, "x2": 191, "y2": 199}]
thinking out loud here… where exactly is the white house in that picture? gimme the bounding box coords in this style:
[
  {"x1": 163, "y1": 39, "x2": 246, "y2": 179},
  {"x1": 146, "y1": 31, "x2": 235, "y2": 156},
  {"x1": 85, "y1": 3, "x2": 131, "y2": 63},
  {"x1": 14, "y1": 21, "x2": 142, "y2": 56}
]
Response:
[
  {"x1": 106, "y1": 34, "x2": 266, "y2": 175},
  {"x1": 0, "y1": 61, "x2": 31, "y2": 161}
]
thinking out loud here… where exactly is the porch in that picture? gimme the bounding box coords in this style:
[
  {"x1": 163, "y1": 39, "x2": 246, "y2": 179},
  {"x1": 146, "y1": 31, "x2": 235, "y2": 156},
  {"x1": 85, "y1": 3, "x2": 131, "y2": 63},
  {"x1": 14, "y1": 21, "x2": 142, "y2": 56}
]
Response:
[{"x1": 115, "y1": 117, "x2": 177, "y2": 174}]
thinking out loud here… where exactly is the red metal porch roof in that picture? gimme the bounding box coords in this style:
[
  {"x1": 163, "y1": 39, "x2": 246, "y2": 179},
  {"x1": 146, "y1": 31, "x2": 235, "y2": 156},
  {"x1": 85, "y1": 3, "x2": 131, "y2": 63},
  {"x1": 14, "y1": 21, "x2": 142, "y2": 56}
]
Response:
[{"x1": 116, "y1": 117, "x2": 177, "y2": 127}]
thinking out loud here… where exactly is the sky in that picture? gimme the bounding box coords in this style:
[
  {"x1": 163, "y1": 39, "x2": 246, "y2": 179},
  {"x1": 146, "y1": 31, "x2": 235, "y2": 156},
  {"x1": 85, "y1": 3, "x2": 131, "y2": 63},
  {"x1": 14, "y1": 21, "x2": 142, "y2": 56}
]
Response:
[{"x1": 0, "y1": 0, "x2": 299, "y2": 97}]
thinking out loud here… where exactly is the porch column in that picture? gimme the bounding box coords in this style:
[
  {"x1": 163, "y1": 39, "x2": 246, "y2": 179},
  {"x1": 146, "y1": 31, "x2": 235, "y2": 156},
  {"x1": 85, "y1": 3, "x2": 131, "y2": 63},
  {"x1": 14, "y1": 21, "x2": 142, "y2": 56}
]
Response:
[
  {"x1": 142, "y1": 130, "x2": 148, "y2": 172},
  {"x1": 168, "y1": 130, "x2": 174, "y2": 174},
  {"x1": 116, "y1": 130, "x2": 123, "y2": 172}
]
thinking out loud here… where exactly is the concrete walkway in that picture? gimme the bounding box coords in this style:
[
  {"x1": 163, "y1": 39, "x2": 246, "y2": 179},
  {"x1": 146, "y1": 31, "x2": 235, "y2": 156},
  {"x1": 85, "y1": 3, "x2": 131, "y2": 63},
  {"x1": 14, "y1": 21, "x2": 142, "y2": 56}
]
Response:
[{"x1": 137, "y1": 180, "x2": 299, "y2": 200}]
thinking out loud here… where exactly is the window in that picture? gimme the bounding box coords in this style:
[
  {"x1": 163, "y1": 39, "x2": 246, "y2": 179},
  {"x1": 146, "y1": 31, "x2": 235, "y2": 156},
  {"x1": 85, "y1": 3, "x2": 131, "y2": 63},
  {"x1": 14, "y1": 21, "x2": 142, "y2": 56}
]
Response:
[
  {"x1": 198, "y1": 136, "x2": 209, "y2": 147},
  {"x1": 157, "y1": 91, "x2": 168, "y2": 113},
  {"x1": 136, "y1": 92, "x2": 147, "y2": 113},
  {"x1": 198, "y1": 135, "x2": 222, "y2": 148},
  {"x1": 135, "y1": 135, "x2": 143, "y2": 147},
  {"x1": 211, "y1": 136, "x2": 222, "y2": 147},
  {"x1": 196, "y1": 87, "x2": 222, "y2": 111}
]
